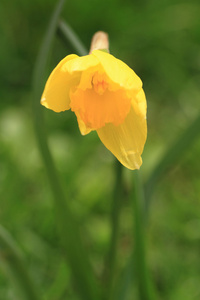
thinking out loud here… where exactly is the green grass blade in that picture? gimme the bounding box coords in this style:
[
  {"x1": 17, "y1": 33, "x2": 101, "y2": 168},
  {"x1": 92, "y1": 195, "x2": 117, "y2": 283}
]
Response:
[
  {"x1": 43, "y1": 261, "x2": 69, "y2": 300},
  {"x1": 32, "y1": 0, "x2": 65, "y2": 92},
  {"x1": 0, "y1": 225, "x2": 40, "y2": 300},
  {"x1": 32, "y1": 1, "x2": 100, "y2": 299},
  {"x1": 144, "y1": 114, "x2": 200, "y2": 212},
  {"x1": 58, "y1": 19, "x2": 88, "y2": 56}
]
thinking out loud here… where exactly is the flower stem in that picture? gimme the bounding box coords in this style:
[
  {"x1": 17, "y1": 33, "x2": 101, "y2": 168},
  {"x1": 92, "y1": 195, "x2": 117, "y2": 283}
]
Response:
[
  {"x1": 132, "y1": 171, "x2": 156, "y2": 300},
  {"x1": 0, "y1": 225, "x2": 40, "y2": 300},
  {"x1": 103, "y1": 160, "x2": 123, "y2": 299}
]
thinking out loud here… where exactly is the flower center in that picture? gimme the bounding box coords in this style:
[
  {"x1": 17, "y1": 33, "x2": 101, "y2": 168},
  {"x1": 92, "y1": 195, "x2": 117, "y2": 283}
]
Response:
[
  {"x1": 92, "y1": 72, "x2": 108, "y2": 95},
  {"x1": 70, "y1": 70, "x2": 132, "y2": 129}
]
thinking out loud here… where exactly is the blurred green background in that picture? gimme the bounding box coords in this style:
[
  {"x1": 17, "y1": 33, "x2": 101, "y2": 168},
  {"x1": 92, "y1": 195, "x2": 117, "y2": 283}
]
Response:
[{"x1": 0, "y1": 0, "x2": 200, "y2": 299}]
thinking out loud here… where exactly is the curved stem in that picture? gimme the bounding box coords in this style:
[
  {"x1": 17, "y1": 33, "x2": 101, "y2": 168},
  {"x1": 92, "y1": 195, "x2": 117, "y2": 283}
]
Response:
[{"x1": 0, "y1": 225, "x2": 40, "y2": 300}]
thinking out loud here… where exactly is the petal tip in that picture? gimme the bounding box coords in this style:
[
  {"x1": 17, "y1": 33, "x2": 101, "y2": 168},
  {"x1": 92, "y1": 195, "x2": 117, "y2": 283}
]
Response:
[{"x1": 121, "y1": 151, "x2": 143, "y2": 170}]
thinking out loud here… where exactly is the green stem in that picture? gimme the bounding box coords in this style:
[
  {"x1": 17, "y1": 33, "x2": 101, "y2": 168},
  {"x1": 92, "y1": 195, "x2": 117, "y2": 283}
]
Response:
[
  {"x1": 32, "y1": 1, "x2": 100, "y2": 299},
  {"x1": 58, "y1": 19, "x2": 88, "y2": 56},
  {"x1": 0, "y1": 225, "x2": 40, "y2": 300},
  {"x1": 115, "y1": 254, "x2": 134, "y2": 300},
  {"x1": 103, "y1": 160, "x2": 123, "y2": 299},
  {"x1": 144, "y1": 113, "x2": 200, "y2": 213},
  {"x1": 132, "y1": 171, "x2": 155, "y2": 300}
]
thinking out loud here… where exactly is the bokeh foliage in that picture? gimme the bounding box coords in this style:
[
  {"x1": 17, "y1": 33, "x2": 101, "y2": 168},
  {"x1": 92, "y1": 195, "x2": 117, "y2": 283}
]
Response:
[{"x1": 0, "y1": 0, "x2": 200, "y2": 299}]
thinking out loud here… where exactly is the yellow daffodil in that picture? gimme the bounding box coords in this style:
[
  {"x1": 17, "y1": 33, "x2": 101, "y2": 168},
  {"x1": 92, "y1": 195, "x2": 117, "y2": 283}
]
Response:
[{"x1": 41, "y1": 44, "x2": 147, "y2": 170}]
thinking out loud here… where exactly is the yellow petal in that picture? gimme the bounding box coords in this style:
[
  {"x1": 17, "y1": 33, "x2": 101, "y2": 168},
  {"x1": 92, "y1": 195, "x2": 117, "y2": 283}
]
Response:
[
  {"x1": 91, "y1": 50, "x2": 142, "y2": 91},
  {"x1": 75, "y1": 112, "x2": 93, "y2": 135},
  {"x1": 63, "y1": 54, "x2": 99, "y2": 74},
  {"x1": 41, "y1": 54, "x2": 79, "y2": 112},
  {"x1": 97, "y1": 105, "x2": 147, "y2": 170},
  {"x1": 132, "y1": 88, "x2": 147, "y2": 118}
]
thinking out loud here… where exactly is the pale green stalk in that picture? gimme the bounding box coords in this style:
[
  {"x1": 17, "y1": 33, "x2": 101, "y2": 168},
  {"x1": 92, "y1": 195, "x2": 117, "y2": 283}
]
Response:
[{"x1": 32, "y1": 1, "x2": 100, "y2": 299}]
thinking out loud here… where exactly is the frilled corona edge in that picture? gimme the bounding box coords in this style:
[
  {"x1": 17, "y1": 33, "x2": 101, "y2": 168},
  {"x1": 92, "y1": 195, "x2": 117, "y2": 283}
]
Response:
[{"x1": 41, "y1": 49, "x2": 147, "y2": 170}]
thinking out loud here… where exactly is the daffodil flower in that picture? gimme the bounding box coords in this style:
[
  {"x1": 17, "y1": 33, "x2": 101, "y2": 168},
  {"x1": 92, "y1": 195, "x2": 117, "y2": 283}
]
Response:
[{"x1": 41, "y1": 40, "x2": 147, "y2": 170}]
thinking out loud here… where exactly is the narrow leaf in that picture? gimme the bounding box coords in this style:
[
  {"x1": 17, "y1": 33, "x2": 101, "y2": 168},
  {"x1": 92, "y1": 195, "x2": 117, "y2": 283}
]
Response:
[
  {"x1": 144, "y1": 114, "x2": 200, "y2": 213},
  {"x1": 32, "y1": 1, "x2": 100, "y2": 299}
]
